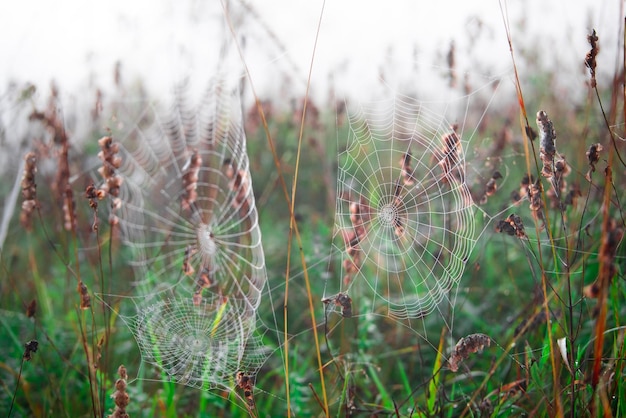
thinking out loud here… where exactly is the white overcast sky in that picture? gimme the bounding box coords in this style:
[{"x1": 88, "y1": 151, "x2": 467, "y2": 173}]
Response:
[{"x1": 0, "y1": 0, "x2": 620, "y2": 106}]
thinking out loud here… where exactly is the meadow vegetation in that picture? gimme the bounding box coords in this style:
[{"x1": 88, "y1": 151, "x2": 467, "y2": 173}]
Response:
[{"x1": 0, "y1": 6, "x2": 625, "y2": 418}]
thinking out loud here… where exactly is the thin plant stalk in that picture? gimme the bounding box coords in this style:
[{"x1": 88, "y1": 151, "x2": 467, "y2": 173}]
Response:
[{"x1": 221, "y1": 2, "x2": 330, "y2": 415}]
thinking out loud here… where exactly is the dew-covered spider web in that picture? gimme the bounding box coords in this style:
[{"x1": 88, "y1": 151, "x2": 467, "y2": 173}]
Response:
[
  {"x1": 333, "y1": 96, "x2": 477, "y2": 320},
  {"x1": 99, "y1": 77, "x2": 273, "y2": 393},
  {"x1": 321, "y1": 75, "x2": 525, "y2": 334},
  {"x1": 124, "y1": 295, "x2": 268, "y2": 390}
]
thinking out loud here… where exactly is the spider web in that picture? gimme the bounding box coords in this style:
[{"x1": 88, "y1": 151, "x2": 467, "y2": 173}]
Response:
[
  {"x1": 113, "y1": 79, "x2": 266, "y2": 314},
  {"x1": 100, "y1": 77, "x2": 272, "y2": 392},
  {"x1": 117, "y1": 295, "x2": 269, "y2": 390},
  {"x1": 321, "y1": 70, "x2": 524, "y2": 332},
  {"x1": 332, "y1": 95, "x2": 477, "y2": 320}
]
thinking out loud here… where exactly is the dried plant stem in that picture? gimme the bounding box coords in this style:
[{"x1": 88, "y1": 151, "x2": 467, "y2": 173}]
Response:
[
  {"x1": 92, "y1": 213, "x2": 112, "y2": 416},
  {"x1": 500, "y1": 3, "x2": 563, "y2": 415},
  {"x1": 7, "y1": 356, "x2": 25, "y2": 417},
  {"x1": 76, "y1": 308, "x2": 101, "y2": 418},
  {"x1": 590, "y1": 88, "x2": 618, "y2": 418},
  {"x1": 221, "y1": 2, "x2": 329, "y2": 415}
]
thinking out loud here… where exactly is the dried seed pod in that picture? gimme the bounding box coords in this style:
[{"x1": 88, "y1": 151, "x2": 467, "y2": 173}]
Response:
[
  {"x1": 23, "y1": 340, "x2": 39, "y2": 361},
  {"x1": 495, "y1": 213, "x2": 527, "y2": 239},
  {"x1": 439, "y1": 125, "x2": 464, "y2": 183},
  {"x1": 181, "y1": 149, "x2": 202, "y2": 212},
  {"x1": 97, "y1": 136, "x2": 123, "y2": 199},
  {"x1": 585, "y1": 29, "x2": 599, "y2": 88},
  {"x1": 512, "y1": 173, "x2": 534, "y2": 205},
  {"x1": 586, "y1": 143, "x2": 603, "y2": 181},
  {"x1": 63, "y1": 187, "x2": 77, "y2": 232},
  {"x1": 399, "y1": 151, "x2": 416, "y2": 185},
  {"x1": 110, "y1": 365, "x2": 130, "y2": 418},
  {"x1": 322, "y1": 292, "x2": 353, "y2": 318},
  {"x1": 182, "y1": 245, "x2": 196, "y2": 276},
  {"x1": 85, "y1": 184, "x2": 99, "y2": 210},
  {"x1": 192, "y1": 266, "x2": 214, "y2": 306},
  {"x1": 20, "y1": 152, "x2": 39, "y2": 230},
  {"x1": 78, "y1": 281, "x2": 91, "y2": 309},
  {"x1": 480, "y1": 171, "x2": 503, "y2": 204},
  {"x1": 536, "y1": 111, "x2": 557, "y2": 178},
  {"x1": 447, "y1": 40, "x2": 457, "y2": 88},
  {"x1": 528, "y1": 180, "x2": 545, "y2": 228},
  {"x1": 448, "y1": 333, "x2": 491, "y2": 372},
  {"x1": 235, "y1": 371, "x2": 255, "y2": 409},
  {"x1": 564, "y1": 185, "x2": 582, "y2": 207},
  {"x1": 25, "y1": 299, "x2": 37, "y2": 318},
  {"x1": 486, "y1": 171, "x2": 502, "y2": 197}
]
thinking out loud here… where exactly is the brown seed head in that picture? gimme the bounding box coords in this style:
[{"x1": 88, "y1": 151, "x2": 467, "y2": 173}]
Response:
[
  {"x1": 78, "y1": 281, "x2": 91, "y2": 309},
  {"x1": 585, "y1": 29, "x2": 599, "y2": 88},
  {"x1": 448, "y1": 333, "x2": 491, "y2": 372},
  {"x1": 26, "y1": 299, "x2": 37, "y2": 318},
  {"x1": 536, "y1": 110, "x2": 557, "y2": 178},
  {"x1": 23, "y1": 340, "x2": 39, "y2": 361}
]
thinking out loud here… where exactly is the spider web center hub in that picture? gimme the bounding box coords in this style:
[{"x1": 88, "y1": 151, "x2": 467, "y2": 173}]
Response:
[{"x1": 197, "y1": 223, "x2": 217, "y2": 257}]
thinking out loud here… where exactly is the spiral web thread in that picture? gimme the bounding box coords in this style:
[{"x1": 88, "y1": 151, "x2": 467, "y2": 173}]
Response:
[
  {"x1": 331, "y1": 94, "x2": 478, "y2": 320},
  {"x1": 106, "y1": 79, "x2": 269, "y2": 389}
]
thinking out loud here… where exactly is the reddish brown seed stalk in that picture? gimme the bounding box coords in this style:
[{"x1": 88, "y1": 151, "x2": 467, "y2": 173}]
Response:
[
  {"x1": 235, "y1": 371, "x2": 256, "y2": 409},
  {"x1": 193, "y1": 267, "x2": 214, "y2": 306},
  {"x1": 181, "y1": 149, "x2": 202, "y2": 212},
  {"x1": 536, "y1": 110, "x2": 557, "y2": 178},
  {"x1": 528, "y1": 179, "x2": 545, "y2": 228},
  {"x1": 439, "y1": 125, "x2": 464, "y2": 183},
  {"x1": 495, "y1": 213, "x2": 527, "y2": 239},
  {"x1": 321, "y1": 292, "x2": 353, "y2": 318},
  {"x1": 25, "y1": 299, "x2": 37, "y2": 318},
  {"x1": 399, "y1": 151, "x2": 415, "y2": 186},
  {"x1": 547, "y1": 158, "x2": 571, "y2": 209},
  {"x1": 23, "y1": 340, "x2": 39, "y2": 361},
  {"x1": 97, "y1": 136, "x2": 123, "y2": 197},
  {"x1": 109, "y1": 365, "x2": 130, "y2": 418},
  {"x1": 585, "y1": 29, "x2": 599, "y2": 88},
  {"x1": 20, "y1": 152, "x2": 38, "y2": 231},
  {"x1": 586, "y1": 143, "x2": 603, "y2": 181},
  {"x1": 479, "y1": 171, "x2": 502, "y2": 204},
  {"x1": 77, "y1": 281, "x2": 91, "y2": 309},
  {"x1": 511, "y1": 173, "x2": 534, "y2": 205},
  {"x1": 182, "y1": 245, "x2": 196, "y2": 276},
  {"x1": 447, "y1": 40, "x2": 457, "y2": 88},
  {"x1": 224, "y1": 159, "x2": 254, "y2": 219},
  {"x1": 63, "y1": 187, "x2": 77, "y2": 232},
  {"x1": 233, "y1": 169, "x2": 252, "y2": 217},
  {"x1": 343, "y1": 197, "x2": 369, "y2": 285},
  {"x1": 448, "y1": 333, "x2": 491, "y2": 372},
  {"x1": 93, "y1": 135, "x2": 123, "y2": 226}
]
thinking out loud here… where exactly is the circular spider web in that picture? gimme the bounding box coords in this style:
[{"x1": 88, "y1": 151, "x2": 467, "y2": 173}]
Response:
[
  {"x1": 118, "y1": 295, "x2": 268, "y2": 390},
  {"x1": 100, "y1": 78, "x2": 271, "y2": 392},
  {"x1": 112, "y1": 79, "x2": 266, "y2": 316},
  {"x1": 333, "y1": 94, "x2": 478, "y2": 320}
]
